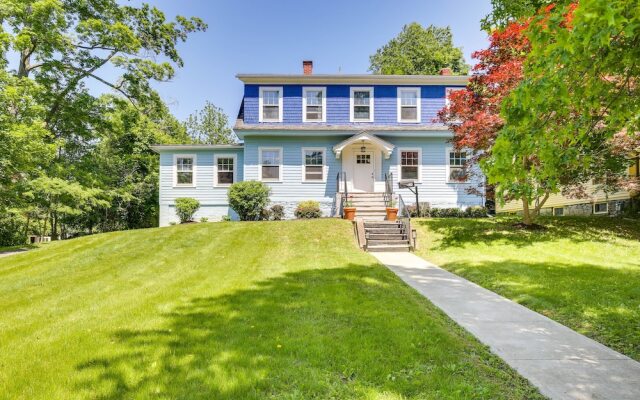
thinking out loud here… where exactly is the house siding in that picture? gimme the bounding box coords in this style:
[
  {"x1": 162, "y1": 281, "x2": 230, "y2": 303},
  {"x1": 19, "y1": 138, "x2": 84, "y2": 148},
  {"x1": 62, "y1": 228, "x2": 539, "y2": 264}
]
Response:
[
  {"x1": 158, "y1": 149, "x2": 244, "y2": 225},
  {"x1": 243, "y1": 84, "x2": 464, "y2": 126}
]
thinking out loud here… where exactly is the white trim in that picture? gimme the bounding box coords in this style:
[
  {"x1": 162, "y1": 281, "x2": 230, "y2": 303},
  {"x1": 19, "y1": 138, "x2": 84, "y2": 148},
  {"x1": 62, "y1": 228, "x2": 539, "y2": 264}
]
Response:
[
  {"x1": 333, "y1": 131, "x2": 394, "y2": 159},
  {"x1": 237, "y1": 74, "x2": 470, "y2": 86},
  {"x1": 258, "y1": 146, "x2": 283, "y2": 182},
  {"x1": 445, "y1": 147, "x2": 469, "y2": 184},
  {"x1": 397, "y1": 147, "x2": 422, "y2": 182},
  {"x1": 302, "y1": 87, "x2": 326, "y2": 123},
  {"x1": 301, "y1": 147, "x2": 327, "y2": 183},
  {"x1": 445, "y1": 87, "x2": 464, "y2": 107},
  {"x1": 213, "y1": 153, "x2": 237, "y2": 187},
  {"x1": 593, "y1": 202, "x2": 609, "y2": 215},
  {"x1": 397, "y1": 87, "x2": 421, "y2": 123},
  {"x1": 173, "y1": 154, "x2": 197, "y2": 188},
  {"x1": 349, "y1": 87, "x2": 374, "y2": 122},
  {"x1": 258, "y1": 86, "x2": 283, "y2": 122}
]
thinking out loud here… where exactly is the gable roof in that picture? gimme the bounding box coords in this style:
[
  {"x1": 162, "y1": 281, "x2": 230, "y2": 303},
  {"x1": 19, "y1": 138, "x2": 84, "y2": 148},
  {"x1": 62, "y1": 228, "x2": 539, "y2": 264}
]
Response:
[{"x1": 332, "y1": 132, "x2": 395, "y2": 159}]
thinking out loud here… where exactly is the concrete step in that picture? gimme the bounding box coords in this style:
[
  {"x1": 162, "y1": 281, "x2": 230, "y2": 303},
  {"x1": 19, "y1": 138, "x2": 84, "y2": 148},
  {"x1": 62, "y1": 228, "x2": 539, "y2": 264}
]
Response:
[
  {"x1": 365, "y1": 228, "x2": 406, "y2": 235},
  {"x1": 366, "y1": 243, "x2": 411, "y2": 252},
  {"x1": 364, "y1": 221, "x2": 403, "y2": 227},
  {"x1": 350, "y1": 201, "x2": 387, "y2": 207},
  {"x1": 353, "y1": 206, "x2": 387, "y2": 211},
  {"x1": 347, "y1": 193, "x2": 385, "y2": 198},
  {"x1": 367, "y1": 233, "x2": 408, "y2": 240},
  {"x1": 367, "y1": 238, "x2": 411, "y2": 245}
]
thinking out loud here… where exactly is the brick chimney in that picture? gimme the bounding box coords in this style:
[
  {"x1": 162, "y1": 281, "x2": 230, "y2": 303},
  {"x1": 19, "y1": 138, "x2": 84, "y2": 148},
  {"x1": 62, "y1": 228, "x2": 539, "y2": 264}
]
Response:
[
  {"x1": 303, "y1": 60, "x2": 313, "y2": 75},
  {"x1": 439, "y1": 67, "x2": 452, "y2": 76}
]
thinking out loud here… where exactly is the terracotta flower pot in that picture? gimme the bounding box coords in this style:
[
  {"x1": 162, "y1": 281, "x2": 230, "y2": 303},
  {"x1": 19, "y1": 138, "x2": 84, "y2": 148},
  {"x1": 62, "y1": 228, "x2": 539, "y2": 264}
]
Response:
[
  {"x1": 343, "y1": 207, "x2": 356, "y2": 221},
  {"x1": 386, "y1": 208, "x2": 399, "y2": 221}
]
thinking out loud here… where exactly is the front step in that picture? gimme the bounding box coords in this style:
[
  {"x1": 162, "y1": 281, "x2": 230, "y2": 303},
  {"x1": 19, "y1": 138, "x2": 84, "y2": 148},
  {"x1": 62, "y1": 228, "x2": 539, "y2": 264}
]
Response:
[
  {"x1": 361, "y1": 219, "x2": 411, "y2": 252},
  {"x1": 366, "y1": 243, "x2": 412, "y2": 252}
]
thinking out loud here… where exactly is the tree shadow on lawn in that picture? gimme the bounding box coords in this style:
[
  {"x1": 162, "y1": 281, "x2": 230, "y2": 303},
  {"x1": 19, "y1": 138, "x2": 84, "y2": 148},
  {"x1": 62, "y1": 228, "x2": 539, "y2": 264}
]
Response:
[
  {"x1": 75, "y1": 264, "x2": 542, "y2": 400},
  {"x1": 439, "y1": 258, "x2": 640, "y2": 361},
  {"x1": 416, "y1": 216, "x2": 640, "y2": 250}
]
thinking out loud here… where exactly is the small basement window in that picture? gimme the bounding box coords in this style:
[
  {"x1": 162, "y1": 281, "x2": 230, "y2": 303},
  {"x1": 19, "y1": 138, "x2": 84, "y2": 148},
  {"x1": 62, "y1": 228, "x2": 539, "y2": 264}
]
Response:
[
  {"x1": 594, "y1": 202, "x2": 608, "y2": 214},
  {"x1": 553, "y1": 207, "x2": 564, "y2": 216},
  {"x1": 398, "y1": 88, "x2": 420, "y2": 122},
  {"x1": 303, "y1": 148, "x2": 325, "y2": 182},
  {"x1": 400, "y1": 150, "x2": 420, "y2": 180}
]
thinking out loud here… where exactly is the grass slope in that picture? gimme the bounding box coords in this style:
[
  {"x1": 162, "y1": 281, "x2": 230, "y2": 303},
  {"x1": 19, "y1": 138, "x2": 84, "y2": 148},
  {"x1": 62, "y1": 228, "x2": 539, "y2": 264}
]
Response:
[
  {"x1": 0, "y1": 220, "x2": 542, "y2": 399},
  {"x1": 415, "y1": 216, "x2": 640, "y2": 361}
]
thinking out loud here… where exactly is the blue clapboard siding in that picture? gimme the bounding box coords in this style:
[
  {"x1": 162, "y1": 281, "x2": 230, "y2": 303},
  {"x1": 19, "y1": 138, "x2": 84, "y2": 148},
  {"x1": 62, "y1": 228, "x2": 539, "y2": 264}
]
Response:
[
  {"x1": 158, "y1": 149, "x2": 244, "y2": 225},
  {"x1": 243, "y1": 136, "x2": 341, "y2": 203},
  {"x1": 379, "y1": 137, "x2": 484, "y2": 208},
  {"x1": 243, "y1": 84, "x2": 464, "y2": 125}
]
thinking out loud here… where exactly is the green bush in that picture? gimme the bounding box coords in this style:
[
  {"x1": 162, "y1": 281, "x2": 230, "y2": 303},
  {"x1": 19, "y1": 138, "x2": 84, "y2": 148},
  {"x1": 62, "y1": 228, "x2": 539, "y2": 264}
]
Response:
[
  {"x1": 0, "y1": 212, "x2": 27, "y2": 246},
  {"x1": 407, "y1": 202, "x2": 431, "y2": 217},
  {"x1": 228, "y1": 181, "x2": 271, "y2": 221},
  {"x1": 221, "y1": 215, "x2": 231, "y2": 222},
  {"x1": 174, "y1": 198, "x2": 200, "y2": 223},
  {"x1": 270, "y1": 204, "x2": 285, "y2": 220},
  {"x1": 464, "y1": 206, "x2": 488, "y2": 218},
  {"x1": 294, "y1": 200, "x2": 322, "y2": 219},
  {"x1": 200, "y1": 217, "x2": 209, "y2": 223}
]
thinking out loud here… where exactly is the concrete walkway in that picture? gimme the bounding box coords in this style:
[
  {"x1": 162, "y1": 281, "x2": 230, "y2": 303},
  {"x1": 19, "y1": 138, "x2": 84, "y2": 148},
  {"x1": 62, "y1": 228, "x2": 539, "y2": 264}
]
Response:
[{"x1": 372, "y1": 252, "x2": 640, "y2": 400}]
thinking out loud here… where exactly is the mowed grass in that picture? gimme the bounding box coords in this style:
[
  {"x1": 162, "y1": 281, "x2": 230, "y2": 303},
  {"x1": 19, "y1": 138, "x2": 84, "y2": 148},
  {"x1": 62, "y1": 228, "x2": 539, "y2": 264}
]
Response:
[
  {"x1": 414, "y1": 216, "x2": 640, "y2": 361},
  {"x1": 0, "y1": 219, "x2": 542, "y2": 400}
]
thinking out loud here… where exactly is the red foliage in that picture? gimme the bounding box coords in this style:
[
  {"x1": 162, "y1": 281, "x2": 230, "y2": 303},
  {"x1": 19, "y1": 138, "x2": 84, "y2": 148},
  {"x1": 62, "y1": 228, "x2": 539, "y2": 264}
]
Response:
[{"x1": 437, "y1": 21, "x2": 530, "y2": 151}]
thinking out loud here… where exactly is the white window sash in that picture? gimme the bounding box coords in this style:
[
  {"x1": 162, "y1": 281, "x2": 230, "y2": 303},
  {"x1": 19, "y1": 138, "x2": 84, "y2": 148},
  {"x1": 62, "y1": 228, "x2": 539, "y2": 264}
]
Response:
[
  {"x1": 259, "y1": 147, "x2": 283, "y2": 182},
  {"x1": 214, "y1": 154, "x2": 237, "y2": 187},
  {"x1": 301, "y1": 147, "x2": 326, "y2": 182},
  {"x1": 173, "y1": 154, "x2": 197, "y2": 187},
  {"x1": 397, "y1": 88, "x2": 421, "y2": 122},
  {"x1": 446, "y1": 147, "x2": 469, "y2": 183},
  {"x1": 302, "y1": 87, "x2": 326, "y2": 122},
  {"x1": 397, "y1": 148, "x2": 422, "y2": 182},
  {"x1": 259, "y1": 86, "x2": 283, "y2": 122},
  {"x1": 350, "y1": 87, "x2": 374, "y2": 122}
]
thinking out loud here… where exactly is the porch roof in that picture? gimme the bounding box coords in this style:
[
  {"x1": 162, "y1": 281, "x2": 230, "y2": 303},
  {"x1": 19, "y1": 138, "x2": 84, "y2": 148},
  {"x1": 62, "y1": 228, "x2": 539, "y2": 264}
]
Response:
[{"x1": 332, "y1": 132, "x2": 395, "y2": 159}]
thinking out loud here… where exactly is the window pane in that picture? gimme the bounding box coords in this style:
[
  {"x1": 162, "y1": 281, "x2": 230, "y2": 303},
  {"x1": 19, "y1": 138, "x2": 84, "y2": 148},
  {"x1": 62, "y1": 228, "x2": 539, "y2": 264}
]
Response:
[
  {"x1": 554, "y1": 208, "x2": 564, "y2": 216},
  {"x1": 176, "y1": 158, "x2": 193, "y2": 172},
  {"x1": 356, "y1": 154, "x2": 371, "y2": 164},
  {"x1": 218, "y1": 171, "x2": 233, "y2": 184},
  {"x1": 306, "y1": 105, "x2": 322, "y2": 121},
  {"x1": 263, "y1": 90, "x2": 279, "y2": 105},
  {"x1": 449, "y1": 166, "x2": 466, "y2": 181},
  {"x1": 305, "y1": 165, "x2": 323, "y2": 180},
  {"x1": 401, "y1": 151, "x2": 419, "y2": 166},
  {"x1": 449, "y1": 151, "x2": 467, "y2": 166},
  {"x1": 401, "y1": 90, "x2": 418, "y2": 106},
  {"x1": 401, "y1": 166, "x2": 418, "y2": 180},
  {"x1": 354, "y1": 91, "x2": 370, "y2": 105},
  {"x1": 304, "y1": 150, "x2": 323, "y2": 166},
  {"x1": 262, "y1": 165, "x2": 279, "y2": 179},
  {"x1": 217, "y1": 158, "x2": 234, "y2": 171},
  {"x1": 306, "y1": 90, "x2": 322, "y2": 105},
  {"x1": 263, "y1": 105, "x2": 279, "y2": 120},
  {"x1": 177, "y1": 172, "x2": 193, "y2": 184},
  {"x1": 354, "y1": 105, "x2": 370, "y2": 120},
  {"x1": 262, "y1": 150, "x2": 280, "y2": 165},
  {"x1": 401, "y1": 107, "x2": 417, "y2": 120}
]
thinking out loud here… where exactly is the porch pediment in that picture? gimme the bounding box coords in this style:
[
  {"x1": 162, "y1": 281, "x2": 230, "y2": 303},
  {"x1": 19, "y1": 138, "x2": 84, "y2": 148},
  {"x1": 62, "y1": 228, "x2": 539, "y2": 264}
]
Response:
[{"x1": 332, "y1": 131, "x2": 395, "y2": 159}]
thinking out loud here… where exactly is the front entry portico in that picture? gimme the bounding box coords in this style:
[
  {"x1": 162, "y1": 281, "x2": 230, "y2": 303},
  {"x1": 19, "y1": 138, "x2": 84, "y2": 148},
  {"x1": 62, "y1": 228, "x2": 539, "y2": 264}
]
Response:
[{"x1": 333, "y1": 132, "x2": 394, "y2": 193}]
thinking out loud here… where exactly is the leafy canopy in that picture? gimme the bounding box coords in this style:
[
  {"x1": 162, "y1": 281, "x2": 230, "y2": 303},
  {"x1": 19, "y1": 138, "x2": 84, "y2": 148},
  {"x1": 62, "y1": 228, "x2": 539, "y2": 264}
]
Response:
[
  {"x1": 184, "y1": 101, "x2": 236, "y2": 145},
  {"x1": 369, "y1": 23, "x2": 469, "y2": 75}
]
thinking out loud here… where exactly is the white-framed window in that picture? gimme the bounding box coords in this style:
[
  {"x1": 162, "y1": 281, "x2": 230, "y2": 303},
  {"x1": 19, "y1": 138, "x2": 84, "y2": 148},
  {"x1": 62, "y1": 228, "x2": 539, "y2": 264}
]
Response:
[
  {"x1": 259, "y1": 147, "x2": 282, "y2": 182},
  {"x1": 302, "y1": 147, "x2": 326, "y2": 182},
  {"x1": 397, "y1": 88, "x2": 421, "y2": 122},
  {"x1": 214, "y1": 154, "x2": 237, "y2": 187},
  {"x1": 174, "y1": 154, "x2": 196, "y2": 187},
  {"x1": 350, "y1": 87, "x2": 374, "y2": 122},
  {"x1": 302, "y1": 87, "x2": 326, "y2": 122},
  {"x1": 446, "y1": 148, "x2": 468, "y2": 183},
  {"x1": 593, "y1": 202, "x2": 608, "y2": 214},
  {"x1": 553, "y1": 207, "x2": 564, "y2": 216},
  {"x1": 445, "y1": 87, "x2": 464, "y2": 107},
  {"x1": 398, "y1": 148, "x2": 422, "y2": 181},
  {"x1": 259, "y1": 86, "x2": 283, "y2": 122}
]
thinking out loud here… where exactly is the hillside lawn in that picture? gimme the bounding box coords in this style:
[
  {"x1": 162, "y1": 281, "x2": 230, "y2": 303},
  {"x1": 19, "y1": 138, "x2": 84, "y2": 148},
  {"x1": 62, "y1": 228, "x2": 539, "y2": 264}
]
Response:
[
  {"x1": 0, "y1": 219, "x2": 542, "y2": 400},
  {"x1": 414, "y1": 216, "x2": 640, "y2": 361}
]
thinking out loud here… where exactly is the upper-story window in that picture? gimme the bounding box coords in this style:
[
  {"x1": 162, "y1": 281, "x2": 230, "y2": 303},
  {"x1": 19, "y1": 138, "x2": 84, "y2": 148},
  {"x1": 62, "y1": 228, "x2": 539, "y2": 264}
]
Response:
[
  {"x1": 174, "y1": 154, "x2": 196, "y2": 187},
  {"x1": 447, "y1": 149, "x2": 468, "y2": 183},
  {"x1": 397, "y1": 88, "x2": 421, "y2": 122},
  {"x1": 303, "y1": 87, "x2": 326, "y2": 122},
  {"x1": 350, "y1": 87, "x2": 374, "y2": 122},
  {"x1": 445, "y1": 87, "x2": 464, "y2": 107},
  {"x1": 259, "y1": 87, "x2": 283, "y2": 122}
]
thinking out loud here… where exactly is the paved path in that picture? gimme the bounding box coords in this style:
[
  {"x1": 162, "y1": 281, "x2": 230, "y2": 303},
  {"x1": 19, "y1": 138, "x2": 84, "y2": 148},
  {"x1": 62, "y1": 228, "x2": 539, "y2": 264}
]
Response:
[
  {"x1": 372, "y1": 252, "x2": 640, "y2": 400},
  {"x1": 0, "y1": 249, "x2": 28, "y2": 258}
]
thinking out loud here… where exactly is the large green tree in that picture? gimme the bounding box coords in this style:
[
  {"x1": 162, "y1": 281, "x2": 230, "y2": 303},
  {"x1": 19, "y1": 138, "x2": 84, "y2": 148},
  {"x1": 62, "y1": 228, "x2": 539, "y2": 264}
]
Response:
[
  {"x1": 184, "y1": 101, "x2": 236, "y2": 144},
  {"x1": 369, "y1": 23, "x2": 469, "y2": 75}
]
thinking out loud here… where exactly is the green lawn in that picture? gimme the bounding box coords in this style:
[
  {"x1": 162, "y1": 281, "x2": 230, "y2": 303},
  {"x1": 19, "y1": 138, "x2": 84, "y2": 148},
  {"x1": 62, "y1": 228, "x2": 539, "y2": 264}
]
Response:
[
  {"x1": 414, "y1": 216, "x2": 640, "y2": 361},
  {"x1": 0, "y1": 219, "x2": 542, "y2": 400}
]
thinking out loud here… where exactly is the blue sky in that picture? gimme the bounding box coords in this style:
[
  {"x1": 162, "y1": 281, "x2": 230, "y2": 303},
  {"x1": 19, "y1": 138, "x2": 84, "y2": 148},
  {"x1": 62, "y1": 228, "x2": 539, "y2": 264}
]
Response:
[{"x1": 131, "y1": 0, "x2": 493, "y2": 121}]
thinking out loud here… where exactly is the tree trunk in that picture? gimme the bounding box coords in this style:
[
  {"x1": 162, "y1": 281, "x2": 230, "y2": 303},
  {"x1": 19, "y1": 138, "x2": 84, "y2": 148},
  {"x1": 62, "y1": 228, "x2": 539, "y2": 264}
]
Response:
[{"x1": 521, "y1": 197, "x2": 534, "y2": 225}]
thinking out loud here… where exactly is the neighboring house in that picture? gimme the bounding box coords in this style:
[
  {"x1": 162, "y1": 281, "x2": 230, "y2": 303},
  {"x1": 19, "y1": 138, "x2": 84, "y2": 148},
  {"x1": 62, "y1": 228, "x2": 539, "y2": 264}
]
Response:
[
  {"x1": 497, "y1": 158, "x2": 639, "y2": 216},
  {"x1": 153, "y1": 61, "x2": 484, "y2": 226}
]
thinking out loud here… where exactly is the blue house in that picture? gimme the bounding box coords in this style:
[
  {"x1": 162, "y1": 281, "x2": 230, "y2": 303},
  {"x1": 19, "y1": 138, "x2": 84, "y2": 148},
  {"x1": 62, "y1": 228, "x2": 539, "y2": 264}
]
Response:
[{"x1": 153, "y1": 61, "x2": 484, "y2": 226}]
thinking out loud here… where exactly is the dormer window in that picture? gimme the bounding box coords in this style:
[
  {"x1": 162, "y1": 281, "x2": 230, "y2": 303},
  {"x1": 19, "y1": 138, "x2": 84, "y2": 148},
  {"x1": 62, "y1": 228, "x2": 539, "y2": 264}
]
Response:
[
  {"x1": 397, "y1": 88, "x2": 421, "y2": 122},
  {"x1": 259, "y1": 87, "x2": 283, "y2": 122},
  {"x1": 350, "y1": 87, "x2": 374, "y2": 122},
  {"x1": 303, "y1": 87, "x2": 326, "y2": 122}
]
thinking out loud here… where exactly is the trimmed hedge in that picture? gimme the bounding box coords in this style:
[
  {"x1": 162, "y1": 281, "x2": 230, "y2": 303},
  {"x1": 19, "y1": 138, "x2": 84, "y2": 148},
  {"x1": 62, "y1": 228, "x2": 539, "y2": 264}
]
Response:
[
  {"x1": 294, "y1": 200, "x2": 322, "y2": 219},
  {"x1": 175, "y1": 198, "x2": 200, "y2": 223},
  {"x1": 408, "y1": 204, "x2": 488, "y2": 218}
]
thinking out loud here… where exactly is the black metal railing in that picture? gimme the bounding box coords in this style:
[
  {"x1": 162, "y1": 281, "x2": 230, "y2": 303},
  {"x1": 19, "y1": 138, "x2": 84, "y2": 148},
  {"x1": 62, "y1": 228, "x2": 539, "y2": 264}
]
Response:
[
  {"x1": 397, "y1": 193, "x2": 415, "y2": 250},
  {"x1": 336, "y1": 171, "x2": 348, "y2": 217}
]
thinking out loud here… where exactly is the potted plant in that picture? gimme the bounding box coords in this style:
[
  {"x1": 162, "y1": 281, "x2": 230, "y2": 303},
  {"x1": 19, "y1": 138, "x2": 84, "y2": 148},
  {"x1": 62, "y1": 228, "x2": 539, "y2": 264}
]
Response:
[
  {"x1": 343, "y1": 196, "x2": 356, "y2": 220},
  {"x1": 386, "y1": 199, "x2": 399, "y2": 221}
]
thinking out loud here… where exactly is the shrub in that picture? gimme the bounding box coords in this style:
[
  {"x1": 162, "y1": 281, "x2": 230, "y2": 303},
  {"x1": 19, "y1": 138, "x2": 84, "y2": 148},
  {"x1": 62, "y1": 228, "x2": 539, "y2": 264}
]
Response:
[
  {"x1": 427, "y1": 206, "x2": 488, "y2": 218},
  {"x1": 270, "y1": 204, "x2": 285, "y2": 220},
  {"x1": 407, "y1": 202, "x2": 431, "y2": 218},
  {"x1": 0, "y1": 211, "x2": 27, "y2": 246},
  {"x1": 175, "y1": 198, "x2": 200, "y2": 223},
  {"x1": 294, "y1": 200, "x2": 322, "y2": 219},
  {"x1": 464, "y1": 206, "x2": 488, "y2": 218},
  {"x1": 260, "y1": 208, "x2": 271, "y2": 221},
  {"x1": 228, "y1": 181, "x2": 271, "y2": 221},
  {"x1": 200, "y1": 217, "x2": 209, "y2": 223},
  {"x1": 221, "y1": 215, "x2": 231, "y2": 222}
]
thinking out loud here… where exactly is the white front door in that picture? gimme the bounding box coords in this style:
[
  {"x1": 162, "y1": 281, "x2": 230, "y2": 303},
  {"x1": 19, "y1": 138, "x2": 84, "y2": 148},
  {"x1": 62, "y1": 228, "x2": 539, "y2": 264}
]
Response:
[{"x1": 353, "y1": 152, "x2": 374, "y2": 192}]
